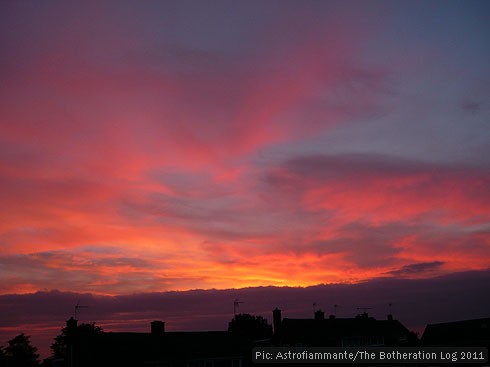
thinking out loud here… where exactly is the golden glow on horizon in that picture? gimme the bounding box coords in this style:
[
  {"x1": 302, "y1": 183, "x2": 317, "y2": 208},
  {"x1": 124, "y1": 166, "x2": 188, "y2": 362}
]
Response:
[{"x1": 1, "y1": 1, "x2": 489, "y2": 297}]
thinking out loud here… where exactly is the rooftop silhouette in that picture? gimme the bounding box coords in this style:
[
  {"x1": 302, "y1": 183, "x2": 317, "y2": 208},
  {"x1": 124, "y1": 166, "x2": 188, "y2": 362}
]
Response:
[{"x1": 37, "y1": 309, "x2": 490, "y2": 367}]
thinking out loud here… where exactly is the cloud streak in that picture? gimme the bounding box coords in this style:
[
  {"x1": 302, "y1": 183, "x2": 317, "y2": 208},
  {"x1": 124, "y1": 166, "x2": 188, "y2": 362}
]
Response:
[
  {"x1": 0, "y1": 1, "x2": 489, "y2": 295},
  {"x1": 1, "y1": 269, "x2": 490, "y2": 359}
]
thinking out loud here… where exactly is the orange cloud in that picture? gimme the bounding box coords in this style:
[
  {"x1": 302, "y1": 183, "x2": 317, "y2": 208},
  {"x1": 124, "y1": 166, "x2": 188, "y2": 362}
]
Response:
[{"x1": 1, "y1": 1, "x2": 489, "y2": 296}]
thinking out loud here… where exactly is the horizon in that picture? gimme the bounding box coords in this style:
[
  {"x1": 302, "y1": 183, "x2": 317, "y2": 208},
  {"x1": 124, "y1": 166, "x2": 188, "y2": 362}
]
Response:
[{"x1": 2, "y1": 269, "x2": 490, "y2": 359}]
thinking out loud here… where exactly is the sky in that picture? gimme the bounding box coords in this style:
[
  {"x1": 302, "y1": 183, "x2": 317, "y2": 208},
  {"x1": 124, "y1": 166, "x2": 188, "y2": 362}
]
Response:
[
  {"x1": 1, "y1": 0, "x2": 490, "y2": 298},
  {"x1": 1, "y1": 0, "x2": 490, "y2": 359}
]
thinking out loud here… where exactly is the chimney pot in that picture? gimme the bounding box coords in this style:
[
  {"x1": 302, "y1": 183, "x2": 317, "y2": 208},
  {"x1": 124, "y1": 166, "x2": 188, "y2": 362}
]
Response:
[
  {"x1": 66, "y1": 317, "x2": 78, "y2": 330},
  {"x1": 314, "y1": 310, "x2": 325, "y2": 320},
  {"x1": 272, "y1": 308, "x2": 282, "y2": 335},
  {"x1": 151, "y1": 320, "x2": 165, "y2": 334}
]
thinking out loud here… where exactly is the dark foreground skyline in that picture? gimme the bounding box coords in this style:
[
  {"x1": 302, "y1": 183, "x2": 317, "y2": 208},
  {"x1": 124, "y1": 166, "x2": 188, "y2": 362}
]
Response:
[
  {"x1": 1, "y1": 0, "x2": 490, "y2": 295},
  {"x1": 1, "y1": 269, "x2": 489, "y2": 359}
]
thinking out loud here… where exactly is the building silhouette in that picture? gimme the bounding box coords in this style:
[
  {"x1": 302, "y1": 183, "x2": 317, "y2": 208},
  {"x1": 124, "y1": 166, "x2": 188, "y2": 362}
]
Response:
[
  {"x1": 64, "y1": 317, "x2": 248, "y2": 367},
  {"x1": 422, "y1": 317, "x2": 490, "y2": 347},
  {"x1": 55, "y1": 308, "x2": 423, "y2": 367},
  {"x1": 52, "y1": 309, "x2": 490, "y2": 367},
  {"x1": 271, "y1": 308, "x2": 417, "y2": 348}
]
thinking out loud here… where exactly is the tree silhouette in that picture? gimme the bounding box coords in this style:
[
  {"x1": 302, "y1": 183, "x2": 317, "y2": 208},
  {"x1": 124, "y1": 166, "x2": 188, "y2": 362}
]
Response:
[
  {"x1": 4, "y1": 333, "x2": 40, "y2": 367},
  {"x1": 51, "y1": 322, "x2": 103, "y2": 359},
  {"x1": 228, "y1": 313, "x2": 272, "y2": 339},
  {"x1": 0, "y1": 346, "x2": 7, "y2": 365}
]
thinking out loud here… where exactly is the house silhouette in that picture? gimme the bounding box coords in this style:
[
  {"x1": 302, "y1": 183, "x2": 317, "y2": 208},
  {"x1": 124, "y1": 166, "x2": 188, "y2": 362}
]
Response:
[
  {"x1": 58, "y1": 308, "x2": 420, "y2": 367},
  {"x1": 422, "y1": 317, "x2": 490, "y2": 347},
  {"x1": 271, "y1": 308, "x2": 417, "y2": 347},
  {"x1": 64, "y1": 318, "x2": 248, "y2": 367}
]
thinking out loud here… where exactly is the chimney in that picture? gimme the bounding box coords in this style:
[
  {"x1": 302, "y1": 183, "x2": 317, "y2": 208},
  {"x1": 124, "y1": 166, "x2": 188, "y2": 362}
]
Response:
[
  {"x1": 387, "y1": 314, "x2": 393, "y2": 321},
  {"x1": 67, "y1": 316, "x2": 78, "y2": 331},
  {"x1": 314, "y1": 310, "x2": 325, "y2": 320},
  {"x1": 151, "y1": 320, "x2": 165, "y2": 334},
  {"x1": 66, "y1": 317, "x2": 78, "y2": 367},
  {"x1": 272, "y1": 308, "x2": 282, "y2": 335}
]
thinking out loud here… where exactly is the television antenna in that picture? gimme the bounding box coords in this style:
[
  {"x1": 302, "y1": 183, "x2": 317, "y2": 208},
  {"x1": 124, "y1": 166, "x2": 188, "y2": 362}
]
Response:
[
  {"x1": 233, "y1": 298, "x2": 243, "y2": 315},
  {"x1": 334, "y1": 304, "x2": 340, "y2": 316},
  {"x1": 74, "y1": 301, "x2": 88, "y2": 320}
]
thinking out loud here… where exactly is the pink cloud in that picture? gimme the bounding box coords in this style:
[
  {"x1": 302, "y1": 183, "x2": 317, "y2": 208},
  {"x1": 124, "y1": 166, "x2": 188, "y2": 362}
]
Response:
[{"x1": 1, "y1": 1, "x2": 489, "y2": 296}]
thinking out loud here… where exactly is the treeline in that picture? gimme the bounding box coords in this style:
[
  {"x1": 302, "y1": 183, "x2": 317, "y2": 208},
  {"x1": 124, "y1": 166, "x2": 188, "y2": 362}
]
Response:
[
  {"x1": 0, "y1": 334, "x2": 40, "y2": 367},
  {"x1": 0, "y1": 323, "x2": 102, "y2": 367}
]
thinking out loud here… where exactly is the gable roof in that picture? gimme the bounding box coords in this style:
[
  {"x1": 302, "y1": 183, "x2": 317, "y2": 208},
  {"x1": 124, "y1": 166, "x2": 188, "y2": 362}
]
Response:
[
  {"x1": 277, "y1": 315, "x2": 413, "y2": 347},
  {"x1": 422, "y1": 317, "x2": 490, "y2": 346}
]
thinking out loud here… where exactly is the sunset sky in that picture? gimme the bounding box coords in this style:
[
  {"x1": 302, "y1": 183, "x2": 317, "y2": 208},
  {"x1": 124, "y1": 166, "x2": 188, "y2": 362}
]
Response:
[{"x1": 1, "y1": 0, "x2": 490, "y2": 297}]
